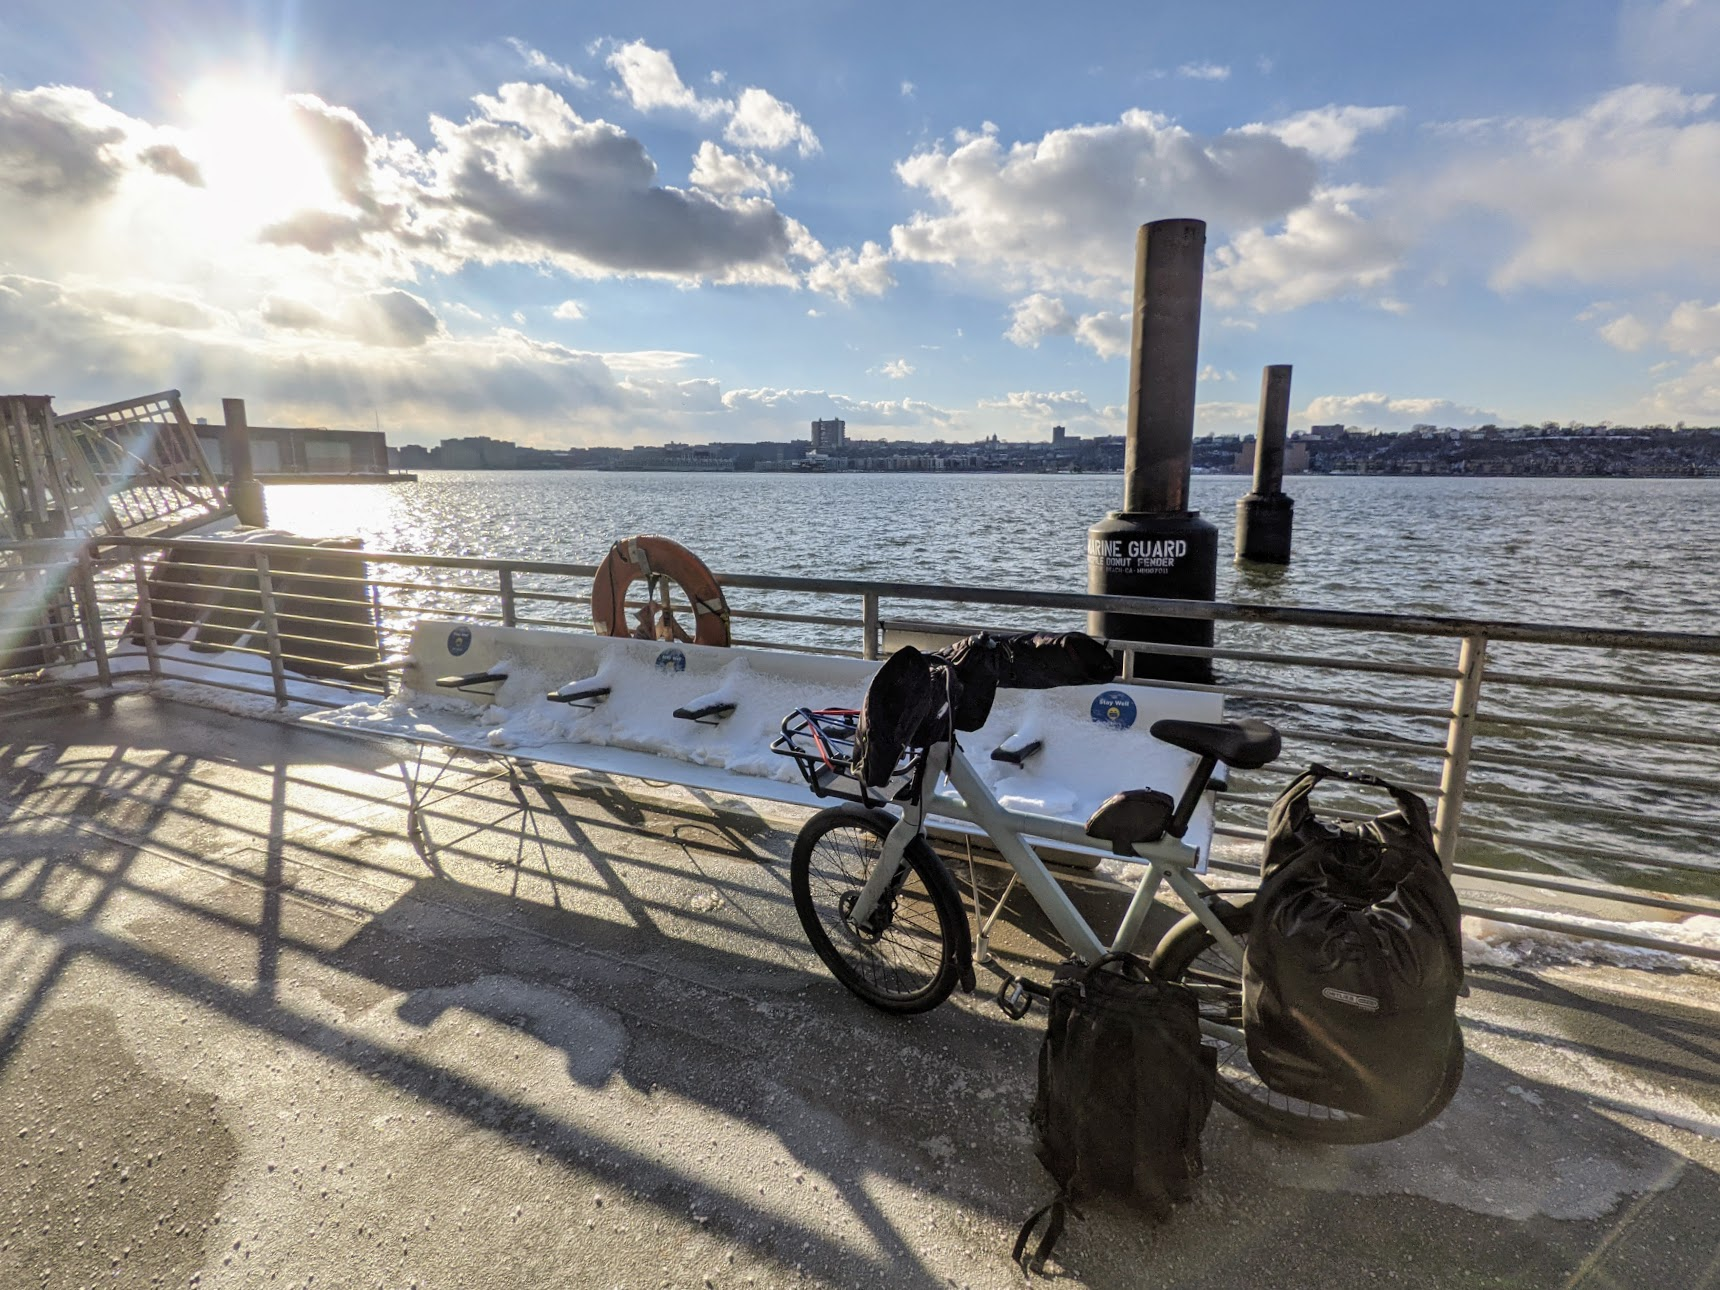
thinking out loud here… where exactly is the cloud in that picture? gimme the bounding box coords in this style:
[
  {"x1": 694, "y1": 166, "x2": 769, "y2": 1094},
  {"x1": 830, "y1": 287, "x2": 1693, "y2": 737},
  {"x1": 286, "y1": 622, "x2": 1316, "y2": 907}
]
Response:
[
  {"x1": 1302, "y1": 392, "x2": 1502, "y2": 429},
  {"x1": 725, "y1": 86, "x2": 821, "y2": 156},
  {"x1": 552, "y1": 299, "x2": 585, "y2": 321},
  {"x1": 890, "y1": 110, "x2": 1320, "y2": 299},
  {"x1": 0, "y1": 85, "x2": 130, "y2": 202},
  {"x1": 137, "y1": 143, "x2": 204, "y2": 186},
  {"x1": 260, "y1": 289, "x2": 445, "y2": 347},
  {"x1": 689, "y1": 141, "x2": 791, "y2": 196},
  {"x1": 606, "y1": 40, "x2": 727, "y2": 119},
  {"x1": 901, "y1": 81, "x2": 916, "y2": 99},
  {"x1": 1177, "y1": 62, "x2": 1231, "y2": 81},
  {"x1": 1662, "y1": 299, "x2": 1720, "y2": 355},
  {"x1": 719, "y1": 386, "x2": 952, "y2": 429},
  {"x1": 1198, "y1": 365, "x2": 1236, "y2": 381},
  {"x1": 804, "y1": 240, "x2": 894, "y2": 300},
  {"x1": 1208, "y1": 187, "x2": 1406, "y2": 311},
  {"x1": 1597, "y1": 313, "x2": 1653, "y2": 351},
  {"x1": 1427, "y1": 85, "x2": 1720, "y2": 289},
  {"x1": 1245, "y1": 104, "x2": 1403, "y2": 161},
  {"x1": 508, "y1": 37, "x2": 592, "y2": 90},
  {"x1": 876, "y1": 358, "x2": 915, "y2": 379},
  {"x1": 1003, "y1": 293, "x2": 1132, "y2": 359}
]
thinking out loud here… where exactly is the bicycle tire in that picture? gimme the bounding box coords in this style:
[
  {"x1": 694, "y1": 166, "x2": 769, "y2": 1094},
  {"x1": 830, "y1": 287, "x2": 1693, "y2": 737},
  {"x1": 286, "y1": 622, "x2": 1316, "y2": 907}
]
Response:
[
  {"x1": 1150, "y1": 894, "x2": 1464, "y2": 1144},
  {"x1": 791, "y1": 805, "x2": 966, "y2": 1015}
]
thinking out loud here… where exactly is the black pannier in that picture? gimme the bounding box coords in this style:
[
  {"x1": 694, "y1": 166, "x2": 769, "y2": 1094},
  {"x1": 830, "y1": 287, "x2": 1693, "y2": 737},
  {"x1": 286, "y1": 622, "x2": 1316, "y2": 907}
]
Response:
[
  {"x1": 1244, "y1": 764, "x2": 1464, "y2": 1125},
  {"x1": 852, "y1": 632, "x2": 1116, "y2": 788},
  {"x1": 1016, "y1": 953, "x2": 1215, "y2": 1273}
]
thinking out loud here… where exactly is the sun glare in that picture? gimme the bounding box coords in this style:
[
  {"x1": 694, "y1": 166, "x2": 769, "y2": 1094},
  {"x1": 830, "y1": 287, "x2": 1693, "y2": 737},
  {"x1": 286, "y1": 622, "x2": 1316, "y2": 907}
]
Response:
[{"x1": 182, "y1": 79, "x2": 339, "y2": 234}]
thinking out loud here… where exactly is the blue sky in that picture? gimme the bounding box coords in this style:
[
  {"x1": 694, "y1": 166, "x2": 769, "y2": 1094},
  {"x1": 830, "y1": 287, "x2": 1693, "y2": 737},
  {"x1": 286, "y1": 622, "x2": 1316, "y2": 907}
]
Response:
[{"x1": 2, "y1": 0, "x2": 1718, "y2": 447}]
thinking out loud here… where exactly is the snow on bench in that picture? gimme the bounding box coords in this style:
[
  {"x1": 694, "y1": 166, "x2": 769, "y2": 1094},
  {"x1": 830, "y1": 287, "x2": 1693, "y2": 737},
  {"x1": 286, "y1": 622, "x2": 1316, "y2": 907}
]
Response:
[{"x1": 309, "y1": 621, "x2": 1228, "y2": 859}]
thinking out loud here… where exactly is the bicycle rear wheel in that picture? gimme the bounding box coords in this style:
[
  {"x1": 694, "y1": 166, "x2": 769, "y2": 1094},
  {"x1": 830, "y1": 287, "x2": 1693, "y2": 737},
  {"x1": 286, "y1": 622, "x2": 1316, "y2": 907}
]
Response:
[
  {"x1": 1151, "y1": 895, "x2": 1464, "y2": 1144},
  {"x1": 791, "y1": 805, "x2": 965, "y2": 1015}
]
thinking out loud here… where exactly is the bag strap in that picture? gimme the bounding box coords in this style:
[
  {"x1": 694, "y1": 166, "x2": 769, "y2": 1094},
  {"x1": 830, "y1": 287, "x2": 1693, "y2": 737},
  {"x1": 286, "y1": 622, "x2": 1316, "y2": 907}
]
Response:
[
  {"x1": 1013, "y1": 1193, "x2": 1081, "y2": 1275},
  {"x1": 1295, "y1": 762, "x2": 1436, "y2": 845}
]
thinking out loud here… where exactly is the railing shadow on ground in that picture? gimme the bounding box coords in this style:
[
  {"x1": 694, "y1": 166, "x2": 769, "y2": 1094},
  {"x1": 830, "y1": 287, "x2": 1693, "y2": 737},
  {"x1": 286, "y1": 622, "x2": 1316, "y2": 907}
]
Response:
[{"x1": 3, "y1": 696, "x2": 1719, "y2": 1288}]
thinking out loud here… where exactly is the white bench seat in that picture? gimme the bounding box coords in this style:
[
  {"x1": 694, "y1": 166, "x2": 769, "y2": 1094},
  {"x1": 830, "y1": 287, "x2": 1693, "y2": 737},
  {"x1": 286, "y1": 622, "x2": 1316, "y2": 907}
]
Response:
[{"x1": 307, "y1": 621, "x2": 1227, "y2": 859}]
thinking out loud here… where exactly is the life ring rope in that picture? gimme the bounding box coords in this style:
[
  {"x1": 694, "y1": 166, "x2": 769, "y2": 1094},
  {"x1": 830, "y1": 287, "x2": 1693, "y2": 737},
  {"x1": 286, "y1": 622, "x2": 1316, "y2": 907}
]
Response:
[{"x1": 591, "y1": 535, "x2": 731, "y2": 647}]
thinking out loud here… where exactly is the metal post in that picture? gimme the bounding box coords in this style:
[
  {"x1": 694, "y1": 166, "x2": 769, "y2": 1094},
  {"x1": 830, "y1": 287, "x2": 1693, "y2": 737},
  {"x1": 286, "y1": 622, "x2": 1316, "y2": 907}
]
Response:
[
  {"x1": 1122, "y1": 218, "x2": 1206, "y2": 515},
  {"x1": 75, "y1": 547, "x2": 111, "y2": 689},
  {"x1": 132, "y1": 555, "x2": 161, "y2": 680},
  {"x1": 862, "y1": 591, "x2": 879, "y2": 660},
  {"x1": 1434, "y1": 633, "x2": 1487, "y2": 872},
  {"x1": 499, "y1": 568, "x2": 517, "y2": 628},
  {"x1": 222, "y1": 397, "x2": 268, "y2": 527},
  {"x1": 1235, "y1": 364, "x2": 1296, "y2": 564},
  {"x1": 254, "y1": 552, "x2": 290, "y2": 707}
]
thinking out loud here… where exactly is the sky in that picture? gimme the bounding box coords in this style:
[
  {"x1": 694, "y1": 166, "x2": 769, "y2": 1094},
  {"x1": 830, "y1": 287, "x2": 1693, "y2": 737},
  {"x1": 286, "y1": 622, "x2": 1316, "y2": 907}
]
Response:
[{"x1": 2, "y1": 0, "x2": 1719, "y2": 449}]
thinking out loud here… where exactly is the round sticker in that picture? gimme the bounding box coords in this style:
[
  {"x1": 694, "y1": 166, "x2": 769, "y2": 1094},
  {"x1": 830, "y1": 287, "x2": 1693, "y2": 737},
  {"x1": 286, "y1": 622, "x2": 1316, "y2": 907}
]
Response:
[
  {"x1": 1090, "y1": 690, "x2": 1137, "y2": 730},
  {"x1": 655, "y1": 647, "x2": 687, "y2": 673},
  {"x1": 447, "y1": 625, "x2": 472, "y2": 657}
]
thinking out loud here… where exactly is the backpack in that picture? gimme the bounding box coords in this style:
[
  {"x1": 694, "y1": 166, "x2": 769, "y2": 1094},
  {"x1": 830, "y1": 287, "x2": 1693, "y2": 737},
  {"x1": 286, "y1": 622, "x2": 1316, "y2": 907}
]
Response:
[
  {"x1": 1244, "y1": 764, "x2": 1464, "y2": 1125},
  {"x1": 1016, "y1": 953, "x2": 1216, "y2": 1274}
]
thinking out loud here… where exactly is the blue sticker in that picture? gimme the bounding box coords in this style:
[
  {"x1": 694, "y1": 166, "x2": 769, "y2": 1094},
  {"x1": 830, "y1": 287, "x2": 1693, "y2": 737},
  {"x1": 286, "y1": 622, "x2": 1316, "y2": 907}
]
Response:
[
  {"x1": 447, "y1": 626, "x2": 472, "y2": 657},
  {"x1": 655, "y1": 647, "x2": 686, "y2": 673},
  {"x1": 1090, "y1": 690, "x2": 1137, "y2": 730}
]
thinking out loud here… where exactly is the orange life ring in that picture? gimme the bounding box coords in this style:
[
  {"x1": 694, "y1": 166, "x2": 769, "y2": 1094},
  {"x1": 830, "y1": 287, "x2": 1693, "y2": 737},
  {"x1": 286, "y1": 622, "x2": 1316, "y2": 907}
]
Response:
[{"x1": 591, "y1": 535, "x2": 732, "y2": 647}]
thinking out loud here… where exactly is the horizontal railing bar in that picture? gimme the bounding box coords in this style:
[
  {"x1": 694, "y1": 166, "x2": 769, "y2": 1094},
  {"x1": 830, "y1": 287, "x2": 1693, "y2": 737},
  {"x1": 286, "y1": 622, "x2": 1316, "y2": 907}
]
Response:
[
  {"x1": 1268, "y1": 725, "x2": 1450, "y2": 762},
  {"x1": 1214, "y1": 684, "x2": 1453, "y2": 721},
  {"x1": 1455, "y1": 905, "x2": 1720, "y2": 964},
  {"x1": 1465, "y1": 747, "x2": 1718, "y2": 794},
  {"x1": 727, "y1": 636, "x2": 862, "y2": 658},
  {"x1": 45, "y1": 535, "x2": 1718, "y2": 656},
  {"x1": 1481, "y1": 669, "x2": 1720, "y2": 705},
  {"x1": 1476, "y1": 711, "x2": 1720, "y2": 749},
  {"x1": 729, "y1": 608, "x2": 864, "y2": 630},
  {"x1": 1456, "y1": 826, "x2": 1718, "y2": 875},
  {"x1": 1463, "y1": 784, "x2": 1714, "y2": 831},
  {"x1": 1449, "y1": 865, "x2": 1720, "y2": 916},
  {"x1": 1103, "y1": 632, "x2": 1459, "y2": 680}
]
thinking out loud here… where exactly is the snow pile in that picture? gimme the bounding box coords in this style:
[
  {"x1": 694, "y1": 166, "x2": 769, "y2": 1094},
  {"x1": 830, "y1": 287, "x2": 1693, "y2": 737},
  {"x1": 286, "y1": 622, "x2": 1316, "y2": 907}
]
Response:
[
  {"x1": 54, "y1": 642, "x2": 362, "y2": 714},
  {"x1": 1462, "y1": 910, "x2": 1720, "y2": 975}
]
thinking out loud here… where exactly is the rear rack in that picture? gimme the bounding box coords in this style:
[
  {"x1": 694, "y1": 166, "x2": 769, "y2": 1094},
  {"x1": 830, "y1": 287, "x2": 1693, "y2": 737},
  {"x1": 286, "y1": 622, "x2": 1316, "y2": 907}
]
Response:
[{"x1": 771, "y1": 708, "x2": 921, "y2": 804}]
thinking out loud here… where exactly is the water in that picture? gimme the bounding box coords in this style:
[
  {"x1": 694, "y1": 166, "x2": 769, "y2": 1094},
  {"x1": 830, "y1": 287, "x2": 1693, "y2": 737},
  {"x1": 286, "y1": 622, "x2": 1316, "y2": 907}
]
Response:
[
  {"x1": 263, "y1": 471, "x2": 1719, "y2": 889},
  {"x1": 265, "y1": 471, "x2": 1718, "y2": 633}
]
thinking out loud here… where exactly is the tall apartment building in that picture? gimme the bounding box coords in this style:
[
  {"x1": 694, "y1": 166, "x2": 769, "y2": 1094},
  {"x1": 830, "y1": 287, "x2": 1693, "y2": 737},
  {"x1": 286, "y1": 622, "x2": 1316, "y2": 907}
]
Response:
[{"x1": 810, "y1": 418, "x2": 846, "y2": 453}]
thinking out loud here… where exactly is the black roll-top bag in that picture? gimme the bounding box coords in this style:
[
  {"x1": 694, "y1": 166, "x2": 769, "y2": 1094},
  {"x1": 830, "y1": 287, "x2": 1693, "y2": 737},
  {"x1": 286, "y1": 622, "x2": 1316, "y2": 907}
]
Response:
[
  {"x1": 1244, "y1": 764, "x2": 1464, "y2": 1125},
  {"x1": 1016, "y1": 953, "x2": 1215, "y2": 1274}
]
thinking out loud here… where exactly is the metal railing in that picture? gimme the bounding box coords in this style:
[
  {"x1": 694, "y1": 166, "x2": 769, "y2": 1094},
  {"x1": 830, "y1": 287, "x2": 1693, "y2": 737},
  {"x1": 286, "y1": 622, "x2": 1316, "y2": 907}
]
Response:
[{"x1": 4, "y1": 532, "x2": 1718, "y2": 963}]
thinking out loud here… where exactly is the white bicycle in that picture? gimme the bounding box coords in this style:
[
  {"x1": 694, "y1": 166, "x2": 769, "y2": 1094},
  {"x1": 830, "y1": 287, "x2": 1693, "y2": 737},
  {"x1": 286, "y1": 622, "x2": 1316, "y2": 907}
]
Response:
[{"x1": 773, "y1": 707, "x2": 1462, "y2": 1144}]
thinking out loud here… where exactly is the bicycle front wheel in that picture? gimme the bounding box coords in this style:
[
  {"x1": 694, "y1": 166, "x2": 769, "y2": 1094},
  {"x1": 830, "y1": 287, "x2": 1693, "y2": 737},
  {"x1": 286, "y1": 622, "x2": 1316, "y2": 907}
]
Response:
[
  {"x1": 790, "y1": 805, "x2": 965, "y2": 1015},
  {"x1": 1151, "y1": 895, "x2": 1464, "y2": 1144}
]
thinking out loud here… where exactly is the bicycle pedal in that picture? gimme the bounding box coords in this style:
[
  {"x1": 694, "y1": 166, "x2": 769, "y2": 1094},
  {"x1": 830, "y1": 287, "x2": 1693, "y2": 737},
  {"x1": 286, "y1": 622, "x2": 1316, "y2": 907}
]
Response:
[{"x1": 997, "y1": 977, "x2": 1033, "y2": 1020}]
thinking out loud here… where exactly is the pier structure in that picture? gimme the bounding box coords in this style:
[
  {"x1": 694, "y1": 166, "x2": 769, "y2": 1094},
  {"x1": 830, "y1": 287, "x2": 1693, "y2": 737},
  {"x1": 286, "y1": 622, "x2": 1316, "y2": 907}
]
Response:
[
  {"x1": 1234, "y1": 364, "x2": 1296, "y2": 564},
  {"x1": 1087, "y1": 218, "x2": 1218, "y2": 683}
]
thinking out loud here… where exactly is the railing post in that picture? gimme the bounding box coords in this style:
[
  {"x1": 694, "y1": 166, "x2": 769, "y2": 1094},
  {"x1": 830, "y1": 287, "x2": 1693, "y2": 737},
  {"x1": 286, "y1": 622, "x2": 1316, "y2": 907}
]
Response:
[
  {"x1": 253, "y1": 552, "x2": 289, "y2": 708},
  {"x1": 499, "y1": 568, "x2": 517, "y2": 628},
  {"x1": 75, "y1": 546, "x2": 112, "y2": 689},
  {"x1": 132, "y1": 554, "x2": 161, "y2": 680},
  {"x1": 1434, "y1": 632, "x2": 1487, "y2": 873},
  {"x1": 862, "y1": 591, "x2": 879, "y2": 660}
]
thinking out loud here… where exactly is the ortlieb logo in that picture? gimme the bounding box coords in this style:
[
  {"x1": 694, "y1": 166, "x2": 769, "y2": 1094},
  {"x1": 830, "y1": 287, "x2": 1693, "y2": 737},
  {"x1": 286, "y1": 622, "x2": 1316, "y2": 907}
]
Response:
[{"x1": 1322, "y1": 987, "x2": 1380, "y2": 1012}]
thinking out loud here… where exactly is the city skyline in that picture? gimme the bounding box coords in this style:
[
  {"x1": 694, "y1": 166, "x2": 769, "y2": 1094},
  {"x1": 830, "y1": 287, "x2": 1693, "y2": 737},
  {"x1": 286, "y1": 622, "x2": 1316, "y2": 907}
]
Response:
[{"x1": 3, "y1": 2, "x2": 1719, "y2": 448}]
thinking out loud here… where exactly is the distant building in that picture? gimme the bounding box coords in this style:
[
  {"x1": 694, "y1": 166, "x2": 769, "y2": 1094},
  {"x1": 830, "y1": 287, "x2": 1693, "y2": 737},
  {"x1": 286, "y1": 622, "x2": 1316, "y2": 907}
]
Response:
[
  {"x1": 1051, "y1": 425, "x2": 1066, "y2": 446},
  {"x1": 810, "y1": 418, "x2": 846, "y2": 453}
]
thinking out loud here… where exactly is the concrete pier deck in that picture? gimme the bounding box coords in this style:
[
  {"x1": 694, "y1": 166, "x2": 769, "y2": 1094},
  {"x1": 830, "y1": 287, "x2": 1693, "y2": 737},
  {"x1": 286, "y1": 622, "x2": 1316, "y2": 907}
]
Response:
[{"x1": 2, "y1": 693, "x2": 1718, "y2": 1289}]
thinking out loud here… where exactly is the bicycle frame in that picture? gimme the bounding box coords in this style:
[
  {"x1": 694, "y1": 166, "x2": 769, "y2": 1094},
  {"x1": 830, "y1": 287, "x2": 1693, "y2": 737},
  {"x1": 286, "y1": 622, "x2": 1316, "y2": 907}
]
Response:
[{"x1": 848, "y1": 739, "x2": 1248, "y2": 1038}]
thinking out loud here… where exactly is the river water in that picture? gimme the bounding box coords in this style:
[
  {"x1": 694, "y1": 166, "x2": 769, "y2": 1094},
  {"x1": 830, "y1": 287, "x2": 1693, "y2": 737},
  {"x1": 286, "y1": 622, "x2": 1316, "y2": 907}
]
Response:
[
  {"x1": 266, "y1": 471, "x2": 1717, "y2": 633},
  {"x1": 264, "y1": 471, "x2": 1717, "y2": 889}
]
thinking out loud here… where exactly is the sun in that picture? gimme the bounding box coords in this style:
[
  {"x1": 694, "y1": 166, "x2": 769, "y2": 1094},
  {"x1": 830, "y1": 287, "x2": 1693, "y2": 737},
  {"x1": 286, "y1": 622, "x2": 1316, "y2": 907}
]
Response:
[{"x1": 181, "y1": 78, "x2": 340, "y2": 235}]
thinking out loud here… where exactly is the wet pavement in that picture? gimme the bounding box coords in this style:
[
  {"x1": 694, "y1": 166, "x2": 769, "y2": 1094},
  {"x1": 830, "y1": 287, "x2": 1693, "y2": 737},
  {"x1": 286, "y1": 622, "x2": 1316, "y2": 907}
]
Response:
[{"x1": 1, "y1": 692, "x2": 1717, "y2": 1289}]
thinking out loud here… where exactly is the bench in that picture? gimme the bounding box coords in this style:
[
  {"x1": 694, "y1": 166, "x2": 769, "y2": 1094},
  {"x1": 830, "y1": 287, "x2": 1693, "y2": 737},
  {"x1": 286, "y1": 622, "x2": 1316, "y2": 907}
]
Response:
[{"x1": 308, "y1": 621, "x2": 1229, "y2": 862}]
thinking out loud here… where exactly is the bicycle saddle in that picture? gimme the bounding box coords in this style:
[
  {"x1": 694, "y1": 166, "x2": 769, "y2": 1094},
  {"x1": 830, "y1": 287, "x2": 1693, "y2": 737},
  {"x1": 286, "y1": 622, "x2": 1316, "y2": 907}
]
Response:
[{"x1": 1149, "y1": 718, "x2": 1282, "y2": 769}]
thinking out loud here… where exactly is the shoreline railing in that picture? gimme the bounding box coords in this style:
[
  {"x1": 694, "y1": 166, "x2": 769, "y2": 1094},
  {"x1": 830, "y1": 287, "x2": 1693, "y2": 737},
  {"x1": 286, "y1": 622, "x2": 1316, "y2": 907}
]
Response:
[{"x1": 4, "y1": 533, "x2": 1717, "y2": 965}]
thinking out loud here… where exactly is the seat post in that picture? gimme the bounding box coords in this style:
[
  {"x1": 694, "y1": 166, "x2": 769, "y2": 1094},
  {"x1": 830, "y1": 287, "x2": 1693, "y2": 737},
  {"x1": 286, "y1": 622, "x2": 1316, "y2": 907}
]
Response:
[{"x1": 1166, "y1": 753, "x2": 1218, "y2": 838}]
